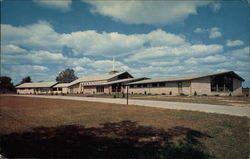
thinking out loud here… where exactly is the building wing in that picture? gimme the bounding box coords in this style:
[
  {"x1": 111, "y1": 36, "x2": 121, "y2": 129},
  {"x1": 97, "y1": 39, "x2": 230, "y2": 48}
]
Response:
[
  {"x1": 16, "y1": 82, "x2": 58, "y2": 88},
  {"x1": 128, "y1": 71, "x2": 244, "y2": 85},
  {"x1": 68, "y1": 72, "x2": 133, "y2": 86}
]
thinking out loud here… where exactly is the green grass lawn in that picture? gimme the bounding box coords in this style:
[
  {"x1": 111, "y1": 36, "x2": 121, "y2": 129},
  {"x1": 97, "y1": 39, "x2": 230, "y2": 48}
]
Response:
[{"x1": 0, "y1": 96, "x2": 248, "y2": 158}]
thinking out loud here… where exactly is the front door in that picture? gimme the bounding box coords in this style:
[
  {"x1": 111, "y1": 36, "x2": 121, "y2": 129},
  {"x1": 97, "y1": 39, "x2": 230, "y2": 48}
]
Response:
[{"x1": 178, "y1": 82, "x2": 182, "y2": 94}]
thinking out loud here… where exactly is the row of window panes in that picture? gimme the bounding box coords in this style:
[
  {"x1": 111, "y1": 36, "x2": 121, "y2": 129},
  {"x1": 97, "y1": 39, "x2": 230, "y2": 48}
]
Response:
[
  {"x1": 52, "y1": 88, "x2": 63, "y2": 91},
  {"x1": 96, "y1": 86, "x2": 104, "y2": 92},
  {"x1": 130, "y1": 82, "x2": 166, "y2": 88}
]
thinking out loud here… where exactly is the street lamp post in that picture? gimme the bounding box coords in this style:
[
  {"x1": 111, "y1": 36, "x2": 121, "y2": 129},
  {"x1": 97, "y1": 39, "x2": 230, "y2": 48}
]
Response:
[{"x1": 126, "y1": 85, "x2": 129, "y2": 105}]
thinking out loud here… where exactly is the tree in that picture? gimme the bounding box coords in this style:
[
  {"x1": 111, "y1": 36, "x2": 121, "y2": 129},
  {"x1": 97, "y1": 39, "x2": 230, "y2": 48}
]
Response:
[
  {"x1": 56, "y1": 68, "x2": 78, "y2": 83},
  {"x1": 0, "y1": 76, "x2": 15, "y2": 93},
  {"x1": 20, "y1": 76, "x2": 32, "y2": 84}
]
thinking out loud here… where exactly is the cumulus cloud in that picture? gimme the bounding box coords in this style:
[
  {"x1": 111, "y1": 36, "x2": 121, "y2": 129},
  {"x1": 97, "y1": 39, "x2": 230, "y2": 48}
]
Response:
[
  {"x1": 226, "y1": 40, "x2": 244, "y2": 47},
  {"x1": 85, "y1": 1, "x2": 209, "y2": 25},
  {"x1": 1, "y1": 21, "x2": 247, "y2": 86},
  {"x1": 209, "y1": 27, "x2": 222, "y2": 39},
  {"x1": 1, "y1": 22, "x2": 188, "y2": 57},
  {"x1": 61, "y1": 30, "x2": 144, "y2": 57},
  {"x1": 33, "y1": 0, "x2": 72, "y2": 12},
  {"x1": 1, "y1": 21, "x2": 62, "y2": 51}
]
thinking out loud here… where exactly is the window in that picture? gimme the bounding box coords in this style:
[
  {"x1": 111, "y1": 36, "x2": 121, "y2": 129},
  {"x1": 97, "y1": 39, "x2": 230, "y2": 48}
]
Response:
[
  {"x1": 53, "y1": 88, "x2": 57, "y2": 91},
  {"x1": 159, "y1": 82, "x2": 165, "y2": 87},
  {"x1": 137, "y1": 84, "x2": 141, "y2": 88},
  {"x1": 58, "y1": 88, "x2": 62, "y2": 91},
  {"x1": 40, "y1": 88, "x2": 49, "y2": 92},
  {"x1": 96, "y1": 86, "x2": 104, "y2": 92},
  {"x1": 152, "y1": 83, "x2": 158, "y2": 87},
  {"x1": 112, "y1": 85, "x2": 121, "y2": 92},
  {"x1": 211, "y1": 75, "x2": 233, "y2": 92},
  {"x1": 143, "y1": 84, "x2": 147, "y2": 88},
  {"x1": 130, "y1": 85, "x2": 134, "y2": 88}
]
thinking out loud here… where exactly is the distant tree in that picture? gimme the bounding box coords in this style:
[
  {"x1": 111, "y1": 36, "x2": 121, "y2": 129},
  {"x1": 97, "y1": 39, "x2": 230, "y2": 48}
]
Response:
[
  {"x1": 56, "y1": 68, "x2": 78, "y2": 83},
  {"x1": 20, "y1": 76, "x2": 32, "y2": 84},
  {"x1": 0, "y1": 76, "x2": 15, "y2": 93}
]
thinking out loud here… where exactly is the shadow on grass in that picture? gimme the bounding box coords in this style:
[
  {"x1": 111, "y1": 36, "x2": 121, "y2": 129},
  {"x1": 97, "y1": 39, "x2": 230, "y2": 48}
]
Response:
[{"x1": 1, "y1": 120, "x2": 214, "y2": 159}]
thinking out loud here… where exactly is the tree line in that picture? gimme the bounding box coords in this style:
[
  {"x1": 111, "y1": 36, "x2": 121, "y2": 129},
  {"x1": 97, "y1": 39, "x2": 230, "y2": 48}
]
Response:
[{"x1": 0, "y1": 68, "x2": 77, "y2": 93}]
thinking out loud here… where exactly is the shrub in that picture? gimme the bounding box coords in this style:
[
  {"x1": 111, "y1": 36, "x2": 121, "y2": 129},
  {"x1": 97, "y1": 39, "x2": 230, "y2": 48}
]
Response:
[
  {"x1": 169, "y1": 91, "x2": 172, "y2": 95},
  {"x1": 214, "y1": 94, "x2": 220, "y2": 96},
  {"x1": 194, "y1": 91, "x2": 197, "y2": 96},
  {"x1": 113, "y1": 95, "x2": 116, "y2": 98},
  {"x1": 122, "y1": 92, "x2": 125, "y2": 98},
  {"x1": 144, "y1": 91, "x2": 147, "y2": 95},
  {"x1": 148, "y1": 93, "x2": 152, "y2": 95},
  {"x1": 179, "y1": 93, "x2": 185, "y2": 96},
  {"x1": 202, "y1": 94, "x2": 207, "y2": 96},
  {"x1": 162, "y1": 93, "x2": 166, "y2": 95},
  {"x1": 229, "y1": 93, "x2": 232, "y2": 96}
]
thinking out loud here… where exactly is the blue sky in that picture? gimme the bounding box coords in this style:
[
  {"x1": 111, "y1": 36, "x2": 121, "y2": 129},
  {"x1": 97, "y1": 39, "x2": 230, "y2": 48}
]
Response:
[{"x1": 1, "y1": 0, "x2": 249, "y2": 87}]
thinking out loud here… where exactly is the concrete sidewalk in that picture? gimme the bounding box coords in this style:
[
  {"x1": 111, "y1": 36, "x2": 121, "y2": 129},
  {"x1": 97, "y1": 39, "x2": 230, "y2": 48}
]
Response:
[{"x1": 8, "y1": 94, "x2": 249, "y2": 117}]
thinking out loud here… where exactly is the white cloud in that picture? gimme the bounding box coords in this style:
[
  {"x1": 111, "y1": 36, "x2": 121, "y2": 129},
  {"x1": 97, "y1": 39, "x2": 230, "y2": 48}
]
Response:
[
  {"x1": 85, "y1": 1, "x2": 209, "y2": 25},
  {"x1": 125, "y1": 44, "x2": 223, "y2": 63},
  {"x1": 2, "y1": 44, "x2": 26, "y2": 54},
  {"x1": 210, "y1": 2, "x2": 221, "y2": 12},
  {"x1": 73, "y1": 66, "x2": 86, "y2": 72},
  {"x1": 194, "y1": 27, "x2": 222, "y2": 39},
  {"x1": 61, "y1": 30, "x2": 144, "y2": 57},
  {"x1": 1, "y1": 21, "x2": 62, "y2": 51},
  {"x1": 140, "y1": 29, "x2": 186, "y2": 47},
  {"x1": 2, "y1": 22, "x2": 189, "y2": 57},
  {"x1": 26, "y1": 50, "x2": 66, "y2": 63},
  {"x1": 193, "y1": 28, "x2": 207, "y2": 33},
  {"x1": 33, "y1": 0, "x2": 72, "y2": 12},
  {"x1": 185, "y1": 55, "x2": 227, "y2": 65},
  {"x1": 226, "y1": 40, "x2": 244, "y2": 47},
  {"x1": 209, "y1": 27, "x2": 222, "y2": 39},
  {"x1": 1, "y1": 21, "x2": 248, "y2": 86},
  {"x1": 229, "y1": 46, "x2": 249, "y2": 60}
]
